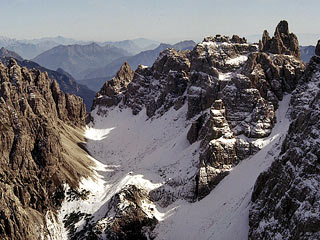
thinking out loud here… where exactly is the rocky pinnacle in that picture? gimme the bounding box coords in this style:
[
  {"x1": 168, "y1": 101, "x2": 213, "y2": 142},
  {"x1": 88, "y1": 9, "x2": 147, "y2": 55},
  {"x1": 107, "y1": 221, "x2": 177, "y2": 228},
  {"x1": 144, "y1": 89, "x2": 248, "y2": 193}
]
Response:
[{"x1": 259, "y1": 20, "x2": 300, "y2": 59}]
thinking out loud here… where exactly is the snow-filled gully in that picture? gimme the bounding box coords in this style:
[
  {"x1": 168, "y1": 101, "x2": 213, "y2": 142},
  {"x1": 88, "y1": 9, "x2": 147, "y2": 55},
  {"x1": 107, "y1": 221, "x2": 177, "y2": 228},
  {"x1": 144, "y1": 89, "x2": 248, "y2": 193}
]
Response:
[{"x1": 57, "y1": 95, "x2": 292, "y2": 240}]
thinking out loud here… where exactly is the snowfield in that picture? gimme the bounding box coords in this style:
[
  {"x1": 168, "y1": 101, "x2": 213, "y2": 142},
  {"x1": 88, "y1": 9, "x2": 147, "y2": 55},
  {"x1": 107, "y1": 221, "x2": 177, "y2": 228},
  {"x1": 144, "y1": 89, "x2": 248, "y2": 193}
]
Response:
[{"x1": 56, "y1": 94, "x2": 292, "y2": 239}]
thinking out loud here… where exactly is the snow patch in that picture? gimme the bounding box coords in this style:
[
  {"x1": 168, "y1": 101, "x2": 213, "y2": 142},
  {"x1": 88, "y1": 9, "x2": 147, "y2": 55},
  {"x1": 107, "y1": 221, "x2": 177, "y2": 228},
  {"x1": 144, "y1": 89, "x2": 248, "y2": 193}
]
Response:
[
  {"x1": 57, "y1": 104, "x2": 200, "y2": 236},
  {"x1": 225, "y1": 55, "x2": 248, "y2": 66}
]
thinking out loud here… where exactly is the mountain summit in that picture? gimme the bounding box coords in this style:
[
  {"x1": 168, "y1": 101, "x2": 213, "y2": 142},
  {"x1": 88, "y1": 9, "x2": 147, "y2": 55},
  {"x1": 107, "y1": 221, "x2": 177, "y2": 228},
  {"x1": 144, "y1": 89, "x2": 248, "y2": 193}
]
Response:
[{"x1": 260, "y1": 20, "x2": 300, "y2": 58}]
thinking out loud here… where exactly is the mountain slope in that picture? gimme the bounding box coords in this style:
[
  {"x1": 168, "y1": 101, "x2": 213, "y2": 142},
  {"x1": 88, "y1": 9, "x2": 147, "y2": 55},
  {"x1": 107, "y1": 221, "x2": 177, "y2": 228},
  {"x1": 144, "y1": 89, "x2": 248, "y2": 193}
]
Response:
[
  {"x1": 0, "y1": 47, "x2": 23, "y2": 61},
  {"x1": 154, "y1": 94, "x2": 291, "y2": 240},
  {"x1": 0, "y1": 36, "x2": 83, "y2": 59},
  {"x1": 56, "y1": 21, "x2": 307, "y2": 239},
  {"x1": 0, "y1": 48, "x2": 95, "y2": 110},
  {"x1": 0, "y1": 59, "x2": 93, "y2": 240},
  {"x1": 33, "y1": 43, "x2": 130, "y2": 79}
]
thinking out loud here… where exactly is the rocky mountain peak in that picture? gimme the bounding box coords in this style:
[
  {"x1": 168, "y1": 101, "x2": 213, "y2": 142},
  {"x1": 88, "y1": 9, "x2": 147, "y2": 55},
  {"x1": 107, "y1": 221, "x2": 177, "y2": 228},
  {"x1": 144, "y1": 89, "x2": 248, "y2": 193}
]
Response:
[
  {"x1": 249, "y1": 41, "x2": 320, "y2": 239},
  {"x1": 61, "y1": 21, "x2": 313, "y2": 239},
  {"x1": 91, "y1": 61, "x2": 134, "y2": 111},
  {"x1": 117, "y1": 61, "x2": 134, "y2": 80},
  {"x1": 202, "y1": 34, "x2": 247, "y2": 44},
  {"x1": 259, "y1": 20, "x2": 300, "y2": 59},
  {"x1": 274, "y1": 20, "x2": 289, "y2": 36},
  {"x1": 0, "y1": 47, "x2": 95, "y2": 111}
]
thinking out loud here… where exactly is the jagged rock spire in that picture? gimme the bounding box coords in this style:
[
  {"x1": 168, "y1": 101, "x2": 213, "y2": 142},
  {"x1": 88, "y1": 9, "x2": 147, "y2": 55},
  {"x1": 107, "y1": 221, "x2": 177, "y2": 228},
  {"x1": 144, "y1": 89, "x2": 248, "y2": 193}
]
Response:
[
  {"x1": 91, "y1": 61, "x2": 134, "y2": 110},
  {"x1": 274, "y1": 20, "x2": 289, "y2": 36},
  {"x1": 259, "y1": 20, "x2": 300, "y2": 59}
]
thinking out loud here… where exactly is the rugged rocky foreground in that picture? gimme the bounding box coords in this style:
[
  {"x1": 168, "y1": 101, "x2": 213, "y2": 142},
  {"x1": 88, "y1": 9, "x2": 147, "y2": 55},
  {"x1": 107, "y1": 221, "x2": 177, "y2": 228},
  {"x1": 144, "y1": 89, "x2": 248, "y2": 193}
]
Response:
[
  {"x1": 0, "y1": 59, "x2": 93, "y2": 239},
  {"x1": 249, "y1": 42, "x2": 320, "y2": 239}
]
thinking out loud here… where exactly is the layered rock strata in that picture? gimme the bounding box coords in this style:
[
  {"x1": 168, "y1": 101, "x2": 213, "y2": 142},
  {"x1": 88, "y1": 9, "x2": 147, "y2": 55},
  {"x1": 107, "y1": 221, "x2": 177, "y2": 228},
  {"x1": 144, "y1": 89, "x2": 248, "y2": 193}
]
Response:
[{"x1": 0, "y1": 59, "x2": 92, "y2": 240}]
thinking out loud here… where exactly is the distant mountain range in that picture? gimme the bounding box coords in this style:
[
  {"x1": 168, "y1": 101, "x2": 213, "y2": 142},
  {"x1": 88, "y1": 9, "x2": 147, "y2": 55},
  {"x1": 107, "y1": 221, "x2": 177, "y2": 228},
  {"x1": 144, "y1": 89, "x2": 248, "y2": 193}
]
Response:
[
  {"x1": 32, "y1": 43, "x2": 131, "y2": 80},
  {"x1": 0, "y1": 36, "x2": 194, "y2": 90},
  {"x1": 300, "y1": 45, "x2": 316, "y2": 63},
  {"x1": 0, "y1": 36, "x2": 85, "y2": 59},
  {"x1": 78, "y1": 40, "x2": 197, "y2": 91},
  {"x1": 101, "y1": 38, "x2": 160, "y2": 55},
  {"x1": 0, "y1": 47, "x2": 95, "y2": 110},
  {"x1": 0, "y1": 35, "x2": 160, "y2": 60}
]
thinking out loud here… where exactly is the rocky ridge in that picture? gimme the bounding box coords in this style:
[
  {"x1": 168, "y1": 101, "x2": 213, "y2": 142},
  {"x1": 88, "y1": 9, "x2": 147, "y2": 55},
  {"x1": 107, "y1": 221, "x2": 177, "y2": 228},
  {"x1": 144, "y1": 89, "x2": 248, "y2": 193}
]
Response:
[
  {"x1": 0, "y1": 48, "x2": 95, "y2": 111},
  {"x1": 73, "y1": 21, "x2": 307, "y2": 240},
  {"x1": 0, "y1": 59, "x2": 92, "y2": 240},
  {"x1": 249, "y1": 43, "x2": 320, "y2": 239},
  {"x1": 93, "y1": 21, "x2": 305, "y2": 200}
]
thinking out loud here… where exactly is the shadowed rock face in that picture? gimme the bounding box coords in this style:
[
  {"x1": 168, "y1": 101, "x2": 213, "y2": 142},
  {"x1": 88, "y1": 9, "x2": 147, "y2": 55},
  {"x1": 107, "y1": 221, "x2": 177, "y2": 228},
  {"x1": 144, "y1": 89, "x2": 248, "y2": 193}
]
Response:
[
  {"x1": 259, "y1": 20, "x2": 300, "y2": 59},
  {"x1": 0, "y1": 59, "x2": 91, "y2": 240},
  {"x1": 249, "y1": 46, "x2": 320, "y2": 240}
]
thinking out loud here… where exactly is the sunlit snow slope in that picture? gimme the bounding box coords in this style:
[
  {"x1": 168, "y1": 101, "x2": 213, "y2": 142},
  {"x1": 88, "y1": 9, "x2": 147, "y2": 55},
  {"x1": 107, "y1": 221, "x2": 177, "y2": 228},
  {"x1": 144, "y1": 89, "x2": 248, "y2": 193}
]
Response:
[{"x1": 58, "y1": 94, "x2": 291, "y2": 239}]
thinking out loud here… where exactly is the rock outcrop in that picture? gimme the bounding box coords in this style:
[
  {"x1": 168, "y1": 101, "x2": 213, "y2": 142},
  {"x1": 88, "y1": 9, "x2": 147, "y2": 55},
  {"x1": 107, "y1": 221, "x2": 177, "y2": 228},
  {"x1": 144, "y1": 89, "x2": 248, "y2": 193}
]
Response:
[
  {"x1": 259, "y1": 20, "x2": 300, "y2": 59},
  {"x1": 68, "y1": 185, "x2": 158, "y2": 240},
  {"x1": 0, "y1": 47, "x2": 95, "y2": 111},
  {"x1": 249, "y1": 45, "x2": 320, "y2": 239},
  {"x1": 91, "y1": 62, "x2": 134, "y2": 112},
  {"x1": 0, "y1": 59, "x2": 92, "y2": 240}
]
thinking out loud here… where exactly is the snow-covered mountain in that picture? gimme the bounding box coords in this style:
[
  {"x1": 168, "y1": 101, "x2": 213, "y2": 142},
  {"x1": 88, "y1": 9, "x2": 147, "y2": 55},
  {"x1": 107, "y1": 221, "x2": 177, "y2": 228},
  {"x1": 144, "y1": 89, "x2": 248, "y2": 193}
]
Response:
[
  {"x1": 47, "y1": 20, "x2": 320, "y2": 240},
  {"x1": 1, "y1": 20, "x2": 319, "y2": 240}
]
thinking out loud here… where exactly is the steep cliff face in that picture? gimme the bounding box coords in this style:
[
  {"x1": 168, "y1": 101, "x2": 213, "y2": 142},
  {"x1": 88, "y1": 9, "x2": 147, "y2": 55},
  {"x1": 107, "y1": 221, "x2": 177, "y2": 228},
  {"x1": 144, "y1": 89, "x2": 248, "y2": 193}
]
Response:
[
  {"x1": 249, "y1": 46, "x2": 320, "y2": 240},
  {"x1": 55, "y1": 21, "x2": 306, "y2": 239},
  {"x1": 0, "y1": 59, "x2": 93, "y2": 240}
]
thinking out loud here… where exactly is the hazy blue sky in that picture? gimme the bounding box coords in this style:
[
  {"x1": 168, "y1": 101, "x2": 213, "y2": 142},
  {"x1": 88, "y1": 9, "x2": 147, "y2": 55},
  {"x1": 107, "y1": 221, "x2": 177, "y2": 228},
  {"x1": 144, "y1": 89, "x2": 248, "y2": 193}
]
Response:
[{"x1": 1, "y1": 0, "x2": 319, "y2": 44}]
